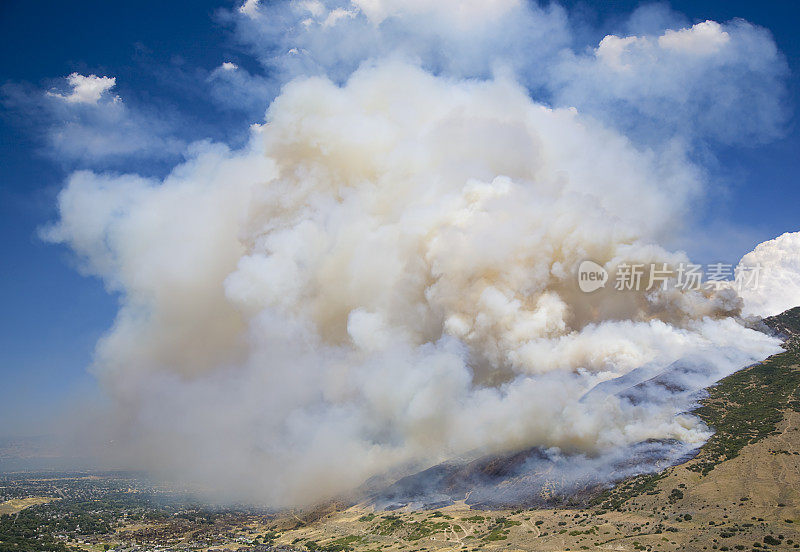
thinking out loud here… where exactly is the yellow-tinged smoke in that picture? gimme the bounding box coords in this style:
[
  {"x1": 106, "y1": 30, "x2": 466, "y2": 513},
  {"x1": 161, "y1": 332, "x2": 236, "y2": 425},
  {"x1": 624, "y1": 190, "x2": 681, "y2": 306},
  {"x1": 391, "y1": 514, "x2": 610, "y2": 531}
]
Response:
[{"x1": 47, "y1": 61, "x2": 781, "y2": 506}]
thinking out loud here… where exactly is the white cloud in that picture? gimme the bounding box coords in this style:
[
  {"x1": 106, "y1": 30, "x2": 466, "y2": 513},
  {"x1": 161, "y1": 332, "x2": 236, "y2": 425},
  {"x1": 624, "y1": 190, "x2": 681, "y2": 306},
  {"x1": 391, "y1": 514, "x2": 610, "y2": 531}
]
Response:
[
  {"x1": 550, "y1": 19, "x2": 787, "y2": 144},
  {"x1": 48, "y1": 73, "x2": 118, "y2": 104},
  {"x1": 321, "y1": 7, "x2": 357, "y2": 28},
  {"x1": 596, "y1": 21, "x2": 732, "y2": 67},
  {"x1": 594, "y1": 35, "x2": 646, "y2": 71},
  {"x1": 738, "y1": 232, "x2": 800, "y2": 317},
  {"x1": 2, "y1": 75, "x2": 185, "y2": 165},
  {"x1": 238, "y1": 0, "x2": 260, "y2": 18},
  {"x1": 226, "y1": 0, "x2": 570, "y2": 85},
  {"x1": 351, "y1": 0, "x2": 521, "y2": 25},
  {"x1": 224, "y1": 2, "x2": 787, "y2": 147},
  {"x1": 207, "y1": 63, "x2": 275, "y2": 115},
  {"x1": 658, "y1": 20, "x2": 731, "y2": 55}
]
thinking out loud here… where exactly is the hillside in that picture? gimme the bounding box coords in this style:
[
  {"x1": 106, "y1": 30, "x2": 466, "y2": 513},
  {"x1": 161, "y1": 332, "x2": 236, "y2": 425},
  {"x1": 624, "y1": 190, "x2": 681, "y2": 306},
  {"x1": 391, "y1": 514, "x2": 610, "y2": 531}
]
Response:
[{"x1": 254, "y1": 309, "x2": 800, "y2": 551}]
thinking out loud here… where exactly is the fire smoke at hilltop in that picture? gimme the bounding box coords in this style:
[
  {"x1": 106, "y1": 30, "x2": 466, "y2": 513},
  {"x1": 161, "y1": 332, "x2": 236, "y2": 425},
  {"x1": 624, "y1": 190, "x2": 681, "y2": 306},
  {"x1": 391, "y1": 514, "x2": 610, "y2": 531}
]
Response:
[{"x1": 46, "y1": 0, "x2": 788, "y2": 506}]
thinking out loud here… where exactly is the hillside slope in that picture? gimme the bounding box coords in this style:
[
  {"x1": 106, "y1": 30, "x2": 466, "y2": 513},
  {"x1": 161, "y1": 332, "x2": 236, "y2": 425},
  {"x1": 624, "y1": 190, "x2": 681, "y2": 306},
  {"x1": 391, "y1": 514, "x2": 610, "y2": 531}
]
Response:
[{"x1": 256, "y1": 308, "x2": 800, "y2": 551}]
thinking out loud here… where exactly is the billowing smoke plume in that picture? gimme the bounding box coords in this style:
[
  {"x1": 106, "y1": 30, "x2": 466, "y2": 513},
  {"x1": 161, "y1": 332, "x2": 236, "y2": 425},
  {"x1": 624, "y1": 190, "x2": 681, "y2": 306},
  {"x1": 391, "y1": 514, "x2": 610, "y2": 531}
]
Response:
[
  {"x1": 46, "y1": 1, "x2": 788, "y2": 506},
  {"x1": 738, "y1": 231, "x2": 800, "y2": 317}
]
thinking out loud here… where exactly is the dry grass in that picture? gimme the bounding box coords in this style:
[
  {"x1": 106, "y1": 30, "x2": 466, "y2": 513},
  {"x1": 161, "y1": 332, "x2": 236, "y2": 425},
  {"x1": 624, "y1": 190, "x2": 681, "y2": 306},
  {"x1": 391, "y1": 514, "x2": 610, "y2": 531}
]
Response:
[{"x1": 0, "y1": 496, "x2": 57, "y2": 515}]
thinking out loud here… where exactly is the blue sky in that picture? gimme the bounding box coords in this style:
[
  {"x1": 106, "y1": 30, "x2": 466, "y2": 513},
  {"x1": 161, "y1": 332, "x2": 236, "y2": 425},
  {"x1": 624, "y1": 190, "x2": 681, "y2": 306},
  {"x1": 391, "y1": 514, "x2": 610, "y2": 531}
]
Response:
[
  {"x1": 0, "y1": 0, "x2": 798, "y2": 440},
  {"x1": 0, "y1": 0, "x2": 239, "y2": 437}
]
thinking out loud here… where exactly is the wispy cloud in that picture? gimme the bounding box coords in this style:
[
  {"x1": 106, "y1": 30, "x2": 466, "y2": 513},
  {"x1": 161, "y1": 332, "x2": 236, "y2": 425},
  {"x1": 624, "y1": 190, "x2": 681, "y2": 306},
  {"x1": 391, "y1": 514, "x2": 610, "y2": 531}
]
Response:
[{"x1": 3, "y1": 74, "x2": 186, "y2": 166}]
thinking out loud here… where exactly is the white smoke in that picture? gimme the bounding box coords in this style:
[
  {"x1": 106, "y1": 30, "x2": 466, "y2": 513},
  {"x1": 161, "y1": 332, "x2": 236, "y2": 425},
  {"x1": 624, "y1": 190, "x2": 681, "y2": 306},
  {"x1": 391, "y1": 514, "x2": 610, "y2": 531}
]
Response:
[
  {"x1": 738, "y1": 231, "x2": 800, "y2": 317},
  {"x1": 44, "y1": 3, "x2": 789, "y2": 506}
]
